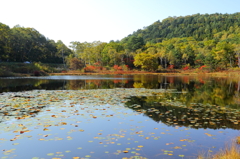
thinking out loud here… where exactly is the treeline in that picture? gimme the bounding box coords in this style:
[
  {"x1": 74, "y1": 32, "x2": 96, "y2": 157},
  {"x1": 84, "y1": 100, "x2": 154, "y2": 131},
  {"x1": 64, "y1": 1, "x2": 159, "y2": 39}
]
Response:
[
  {"x1": 0, "y1": 24, "x2": 72, "y2": 63},
  {"x1": 69, "y1": 12, "x2": 240, "y2": 71},
  {"x1": 132, "y1": 35, "x2": 240, "y2": 70},
  {"x1": 1, "y1": 12, "x2": 240, "y2": 71}
]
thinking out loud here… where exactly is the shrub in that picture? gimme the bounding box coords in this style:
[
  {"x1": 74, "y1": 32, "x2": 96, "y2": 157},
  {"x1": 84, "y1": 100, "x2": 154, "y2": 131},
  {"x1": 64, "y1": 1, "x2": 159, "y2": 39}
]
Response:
[
  {"x1": 33, "y1": 71, "x2": 40, "y2": 76},
  {"x1": 33, "y1": 70, "x2": 47, "y2": 76},
  {"x1": 69, "y1": 58, "x2": 84, "y2": 70},
  {"x1": 113, "y1": 65, "x2": 123, "y2": 71},
  {"x1": 14, "y1": 67, "x2": 29, "y2": 73},
  {"x1": 113, "y1": 65, "x2": 118, "y2": 70},
  {"x1": 199, "y1": 65, "x2": 206, "y2": 70},
  {"x1": 84, "y1": 65, "x2": 96, "y2": 72},
  {"x1": 0, "y1": 67, "x2": 15, "y2": 77},
  {"x1": 122, "y1": 65, "x2": 129, "y2": 71},
  {"x1": 183, "y1": 66, "x2": 189, "y2": 70},
  {"x1": 168, "y1": 65, "x2": 174, "y2": 69}
]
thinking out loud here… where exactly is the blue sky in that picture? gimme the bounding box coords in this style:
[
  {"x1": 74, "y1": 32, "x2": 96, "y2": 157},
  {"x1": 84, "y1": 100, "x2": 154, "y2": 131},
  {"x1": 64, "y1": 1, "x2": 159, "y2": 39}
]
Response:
[{"x1": 1, "y1": 0, "x2": 239, "y2": 46}]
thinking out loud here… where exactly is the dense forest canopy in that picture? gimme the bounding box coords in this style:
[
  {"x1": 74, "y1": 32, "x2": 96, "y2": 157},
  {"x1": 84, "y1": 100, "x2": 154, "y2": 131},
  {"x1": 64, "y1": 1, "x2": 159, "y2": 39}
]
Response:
[
  {"x1": 0, "y1": 24, "x2": 72, "y2": 63},
  {"x1": 122, "y1": 13, "x2": 240, "y2": 43},
  {"x1": 1, "y1": 12, "x2": 240, "y2": 71}
]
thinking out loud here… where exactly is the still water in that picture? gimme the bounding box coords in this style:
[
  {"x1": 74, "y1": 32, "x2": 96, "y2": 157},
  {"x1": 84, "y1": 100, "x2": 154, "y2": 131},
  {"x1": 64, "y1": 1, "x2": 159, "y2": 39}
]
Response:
[{"x1": 0, "y1": 75, "x2": 240, "y2": 159}]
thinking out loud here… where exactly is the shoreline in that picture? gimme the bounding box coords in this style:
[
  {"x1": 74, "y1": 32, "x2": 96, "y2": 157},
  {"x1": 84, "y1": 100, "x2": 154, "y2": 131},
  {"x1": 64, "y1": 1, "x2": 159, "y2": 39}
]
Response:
[
  {"x1": 48, "y1": 71, "x2": 240, "y2": 78},
  {"x1": 1, "y1": 69, "x2": 240, "y2": 78}
]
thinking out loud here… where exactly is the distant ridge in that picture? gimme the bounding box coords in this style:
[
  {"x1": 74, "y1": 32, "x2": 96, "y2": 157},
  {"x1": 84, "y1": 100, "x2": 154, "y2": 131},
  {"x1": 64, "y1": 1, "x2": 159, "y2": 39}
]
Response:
[{"x1": 121, "y1": 12, "x2": 240, "y2": 44}]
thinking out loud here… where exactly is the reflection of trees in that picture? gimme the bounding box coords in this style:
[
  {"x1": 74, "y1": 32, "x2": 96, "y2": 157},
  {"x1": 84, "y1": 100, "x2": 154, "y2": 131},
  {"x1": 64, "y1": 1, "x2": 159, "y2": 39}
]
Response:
[
  {"x1": 133, "y1": 75, "x2": 159, "y2": 89},
  {"x1": 233, "y1": 81, "x2": 240, "y2": 105},
  {"x1": 0, "y1": 79, "x2": 65, "y2": 93},
  {"x1": 188, "y1": 78, "x2": 239, "y2": 108},
  {"x1": 125, "y1": 96, "x2": 240, "y2": 130},
  {"x1": 131, "y1": 75, "x2": 240, "y2": 108},
  {"x1": 1, "y1": 75, "x2": 240, "y2": 108},
  {"x1": 66, "y1": 80, "x2": 86, "y2": 89},
  {"x1": 66, "y1": 79, "x2": 134, "y2": 89}
]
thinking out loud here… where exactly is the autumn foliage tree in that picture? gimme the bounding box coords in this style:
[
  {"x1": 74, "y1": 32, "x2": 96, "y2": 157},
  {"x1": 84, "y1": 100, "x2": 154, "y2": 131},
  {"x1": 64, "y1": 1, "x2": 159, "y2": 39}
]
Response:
[
  {"x1": 134, "y1": 52, "x2": 158, "y2": 71},
  {"x1": 69, "y1": 57, "x2": 84, "y2": 70}
]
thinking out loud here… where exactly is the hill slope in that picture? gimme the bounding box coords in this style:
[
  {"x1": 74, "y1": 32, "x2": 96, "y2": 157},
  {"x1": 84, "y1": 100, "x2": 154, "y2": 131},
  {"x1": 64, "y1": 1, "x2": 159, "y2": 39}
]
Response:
[{"x1": 121, "y1": 12, "x2": 240, "y2": 44}]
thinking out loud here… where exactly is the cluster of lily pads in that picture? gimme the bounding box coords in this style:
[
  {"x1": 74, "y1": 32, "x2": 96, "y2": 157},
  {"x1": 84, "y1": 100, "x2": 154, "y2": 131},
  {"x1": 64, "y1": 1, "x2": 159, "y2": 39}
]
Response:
[
  {"x1": 0, "y1": 88, "x2": 177, "y2": 159},
  {"x1": 125, "y1": 96, "x2": 240, "y2": 130},
  {"x1": 0, "y1": 88, "x2": 175, "y2": 123}
]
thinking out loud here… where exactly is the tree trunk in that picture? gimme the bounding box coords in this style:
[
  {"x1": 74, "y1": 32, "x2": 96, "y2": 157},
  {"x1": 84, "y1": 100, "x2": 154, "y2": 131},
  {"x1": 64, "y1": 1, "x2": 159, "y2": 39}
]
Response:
[
  {"x1": 238, "y1": 81, "x2": 240, "y2": 92},
  {"x1": 238, "y1": 53, "x2": 240, "y2": 68},
  {"x1": 229, "y1": 59, "x2": 232, "y2": 68},
  {"x1": 164, "y1": 58, "x2": 167, "y2": 69},
  {"x1": 62, "y1": 49, "x2": 66, "y2": 68}
]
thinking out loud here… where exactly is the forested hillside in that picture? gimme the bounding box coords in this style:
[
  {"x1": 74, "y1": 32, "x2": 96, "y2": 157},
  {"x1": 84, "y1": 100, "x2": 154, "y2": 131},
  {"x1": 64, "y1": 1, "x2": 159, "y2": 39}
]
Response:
[
  {"x1": 122, "y1": 12, "x2": 240, "y2": 43},
  {"x1": 1, "y1": 12, "x2": 240, "y2": 71},
  {"x1": 0, "y1": 24, "x2": 72, "y2": 63},
  {"x1": 70, "y1": 12, "x2": 240, "y2": 71}
]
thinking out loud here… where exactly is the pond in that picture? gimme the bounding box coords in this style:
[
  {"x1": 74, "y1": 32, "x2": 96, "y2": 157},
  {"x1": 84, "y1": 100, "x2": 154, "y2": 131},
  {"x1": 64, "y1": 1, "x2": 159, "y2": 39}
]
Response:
[{"x1": 0, "y1": 75, "x2": 240, "y2": 159}]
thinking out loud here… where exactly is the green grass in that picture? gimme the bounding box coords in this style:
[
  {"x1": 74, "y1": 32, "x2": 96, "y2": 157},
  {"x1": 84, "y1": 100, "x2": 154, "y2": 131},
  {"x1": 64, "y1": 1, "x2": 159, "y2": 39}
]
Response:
[{"x1": 0, "y1": 62, "x2": 65, "y2": 77}]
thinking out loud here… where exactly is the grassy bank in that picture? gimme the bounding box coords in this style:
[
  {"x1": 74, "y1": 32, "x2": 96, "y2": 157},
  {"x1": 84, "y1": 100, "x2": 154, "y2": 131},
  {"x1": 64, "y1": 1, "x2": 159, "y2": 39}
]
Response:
[
  {"x1": 50, "y1": 69, "x2": 240, "y2": 79},
  {"x1": 0, "y1": 62, "x2": 66, "y2": 77},
  {"x1": 197, "y1": 137, "x2": 240, "y2": 159},
  {"x1": 2, "y1": 62, "x2": 240, "y2": 78}
]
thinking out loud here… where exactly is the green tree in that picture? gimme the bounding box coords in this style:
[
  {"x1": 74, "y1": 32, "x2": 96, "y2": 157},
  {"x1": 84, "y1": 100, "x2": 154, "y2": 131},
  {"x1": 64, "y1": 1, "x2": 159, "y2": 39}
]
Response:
[
  {"x1": 56, "y1": 40, "x2": 72, "y2": 67},
  {"x1": 134, "y1": 52, "x2": 158, "y2": 71},
  {"x1": 184, "y1": 45, "x2": 196, "y2": 66},
  {"x1": 0, "y1": 23, "x2": 11, "y2": 61},
  {"x1": 101, "y1": 41, "x2": 124, "y2": 66},
  {"x1": 213, "y1": 41, "x2": 235, "y2": 68},
  {"x1": 156, "y1": 47, "x2": 167, "y2": 68},
  {"x1": 234, "y1": 44, "x2": 240, "y2": 68},
  {"x1": 124, "y1": 36, "x2": 144, "y2": 52}
]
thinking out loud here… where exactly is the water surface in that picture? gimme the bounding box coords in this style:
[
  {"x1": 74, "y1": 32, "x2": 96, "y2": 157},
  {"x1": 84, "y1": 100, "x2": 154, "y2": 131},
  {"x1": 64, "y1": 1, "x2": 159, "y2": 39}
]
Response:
[{"x1": 0, "y1": 75, "x2": 240, "y2": 159}]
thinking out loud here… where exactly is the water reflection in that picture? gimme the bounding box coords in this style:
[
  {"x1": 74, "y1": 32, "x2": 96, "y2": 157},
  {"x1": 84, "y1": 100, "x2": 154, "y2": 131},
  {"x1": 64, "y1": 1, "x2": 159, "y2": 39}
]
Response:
[
  {"x1": 125, "y1": 96, "x2": 240, "y2": 130},
  {"x1": 1, "y1": 75, "x2": 240, "y2": 107},
  {"x1": 0, "y1": 76, "x2": 240, "y2": 158}
]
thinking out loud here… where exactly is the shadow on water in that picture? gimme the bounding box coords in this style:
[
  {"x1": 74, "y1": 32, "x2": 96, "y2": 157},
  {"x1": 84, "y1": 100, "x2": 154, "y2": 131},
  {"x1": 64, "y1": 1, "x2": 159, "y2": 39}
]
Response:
[
  {"x1": 0, "y1": 75, "x2": 132, "y2": 92},
  {"x1": 125, "y1": 96, "x2": 240, "y2": 130}
]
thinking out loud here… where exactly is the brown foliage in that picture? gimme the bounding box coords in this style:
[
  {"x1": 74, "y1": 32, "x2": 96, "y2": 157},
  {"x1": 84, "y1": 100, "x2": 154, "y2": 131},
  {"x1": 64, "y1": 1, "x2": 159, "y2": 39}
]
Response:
[{"x1": 69, "y1": 58, "x2": 84, "y2": 70}]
